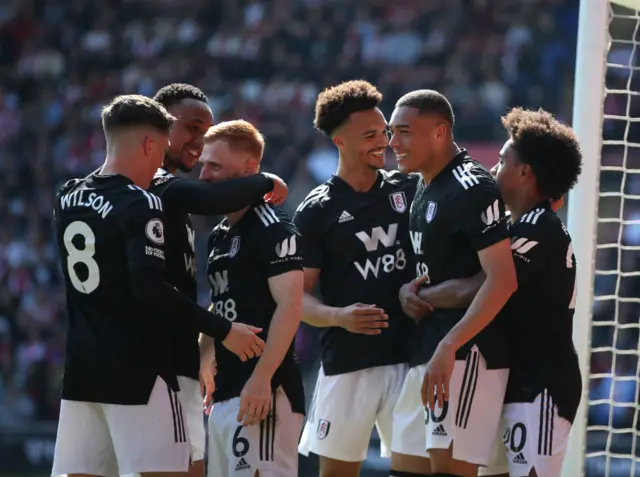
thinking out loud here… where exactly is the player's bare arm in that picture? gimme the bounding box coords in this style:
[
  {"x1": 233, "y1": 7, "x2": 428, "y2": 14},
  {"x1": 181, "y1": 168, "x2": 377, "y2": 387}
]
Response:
[
  {"x1": 159, "y1": 173, "x2": 288, "y2": 216},
  {"x1": 301, "y1": 267, "x2": 389, "y2": 335},
  {"x1": 417, "y1": 271, "x2": 485, "y2": 309},
  {"x1": 399, "y1": 276, "x2": 433, "y2": 321},
  {"x1": 199, "y1": 330, "x2": 216, "y2": 415},
  {"x1": 237, "y1": 270, "x2": 303, "y2": 427},
  {"x1": 421, "y1": 239, "x2": 517, "y2": 409}
]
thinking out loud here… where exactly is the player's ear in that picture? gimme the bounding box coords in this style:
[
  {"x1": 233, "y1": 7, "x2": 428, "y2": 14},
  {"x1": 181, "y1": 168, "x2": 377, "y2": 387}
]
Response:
[
  {"x1": 245, "y1": 158, "x2": 258, "y2": 175},
  {"x1": 435, "y1": 123, "x2": 447, "y2": 140},
  {"x1": 332, "y1": 135, "x2": 343, "y2": 148},
  {"x1": 142, "y1": 136, "x2": 154, "y2": 156}
]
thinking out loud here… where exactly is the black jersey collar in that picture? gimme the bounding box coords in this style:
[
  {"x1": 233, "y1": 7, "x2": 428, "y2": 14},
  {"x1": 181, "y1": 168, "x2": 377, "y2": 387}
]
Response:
[
  {"x1": 531, "y1": 200, "x2": 553, "y2": 212},
  {"x1": 87, "y1": 173, "x2": 135, "y2": 188},
  {"x1": 219, "y1": 199, "x2": 269, "y2": 233},
  {"x1": 430, "y1": 149, "x2": 469, "y2": 185},
  {"x1": 328, "y1": 170, "x2": 384, "y2": 194},
  {"x1": 512, "y1": 200, "x2": 553, "y2": 224}
]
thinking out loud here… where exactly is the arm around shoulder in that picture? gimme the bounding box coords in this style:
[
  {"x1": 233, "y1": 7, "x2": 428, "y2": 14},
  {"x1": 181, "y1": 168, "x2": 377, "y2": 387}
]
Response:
[{"x1": 160, "y1": 174, "x2": 275, "y2": 216}]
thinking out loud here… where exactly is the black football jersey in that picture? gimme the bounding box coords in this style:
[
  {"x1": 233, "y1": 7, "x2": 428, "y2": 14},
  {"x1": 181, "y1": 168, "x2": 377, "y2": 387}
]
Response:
[
  {"x1": 293, "y1": 170, "x2": 418, "y2": 376},
  {"x1": 149, "y1": 169, "x2": 199, "y2": 379},
  {"x1": 409, "y1": 151, "x2": 510, "y2": 369},
  {"x1": 502, "y1": 201, "x2": 581, "y2": 422},
  {"x1": 207, "y1": 202, "x2": 305, "y2": 413},
  {"x1": 54, "y1": 174, "x2": 173, "y2": 404}
]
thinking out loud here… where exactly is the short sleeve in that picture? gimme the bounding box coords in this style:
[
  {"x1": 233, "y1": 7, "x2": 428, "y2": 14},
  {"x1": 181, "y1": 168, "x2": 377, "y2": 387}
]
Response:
[
  {"x1": 125, "y1": 195, "x2": 167, "y2": 271},
  {"x1": 458, "y1": 180, "x2": 509, "y2": 251},
  {"x1": 293, "y1": 205, "x2": 325, "y2": 269},
  {"x1": 257, "y1": 220, "x2": 304, "y2": 278},
  {"x1": 149, "y1": 172, "x2": 180, "y2": 198},
  {"x1": 510, "y1": 217, "x2": 564, "y2": 285}
]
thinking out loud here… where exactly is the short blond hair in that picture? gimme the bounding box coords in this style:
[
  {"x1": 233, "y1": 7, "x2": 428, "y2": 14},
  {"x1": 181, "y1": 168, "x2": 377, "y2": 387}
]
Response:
[{"x1": 204, "y1": 120, "x2": 265, "y2": 160}]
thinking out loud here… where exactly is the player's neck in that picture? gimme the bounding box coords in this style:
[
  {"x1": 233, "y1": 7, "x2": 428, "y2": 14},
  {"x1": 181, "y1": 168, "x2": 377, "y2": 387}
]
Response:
[
  {"x1": 509, "y1": 192, "x2": 546, "y2": 222},
  {"x1": 419, "y1": 142, "x2": 460, "y2": 184},
  {"x1": 227, "y1": 207, "x2": 250, "y2": 227},
  {"x1": 335, "y1": 160, "x2": 378, "y2": 192},
  {"x1": 100, "y1": 156, "x2": 150, "y2": 188}
]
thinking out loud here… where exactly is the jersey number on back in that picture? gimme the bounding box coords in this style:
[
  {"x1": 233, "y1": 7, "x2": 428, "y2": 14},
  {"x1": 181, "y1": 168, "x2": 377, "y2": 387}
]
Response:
[{"x1": 63, "y1": 221, "x2": 100, "y2": 294}]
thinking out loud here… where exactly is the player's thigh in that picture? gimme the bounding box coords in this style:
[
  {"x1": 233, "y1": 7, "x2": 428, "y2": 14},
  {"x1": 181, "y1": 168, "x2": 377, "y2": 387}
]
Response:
[
  {"x1": 52, "y1": 400, "x2": 118, "y2": 477},
  {"x1": 374, "y1": 363, "x2": 409, "y2": 458},
  {"x1": 478, "y1": 431, "x2": 509, "y2": 477},
  {"x1": 103, "y1": 376, "x2": 190, "y2": 475},
  {"x1": 206, "y1": 406, "x2": 230, "y2": 477},
  {"x1": 391, "y1": 365, "x2": 430, "y2": 462},
  {"x1": 298, "y1": 366, "x2": 384, "y2": 462},
  {"x1": 177, "y1": 375, "x2": 206, "y2": 463},
  {"x1": 502, "y1": 392, "x2": 573, "y2": 477},
  {"x1": 425, "y1": 346, "x2": 509, "y2": 467},
  {"x1": 209, "y1": 388, "x2": 302, "y2": 477}
]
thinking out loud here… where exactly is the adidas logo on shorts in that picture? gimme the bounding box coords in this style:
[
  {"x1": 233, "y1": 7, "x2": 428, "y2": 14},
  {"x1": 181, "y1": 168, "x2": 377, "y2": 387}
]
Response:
[
  {"x1": 235, "y1": 458, "x2": 251, "y2": 471},
  {"x1": 432, "y1": 424, "x2": 447, "y2": 436},
  {"x1": 512, "y1": 452, "x2": 527, "y2": 465}
]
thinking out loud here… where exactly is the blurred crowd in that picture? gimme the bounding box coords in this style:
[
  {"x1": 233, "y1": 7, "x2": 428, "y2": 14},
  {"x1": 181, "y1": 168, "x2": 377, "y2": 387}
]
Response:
[{"x1": 2, "y1": 0, "x2": 622, "y2": 430}]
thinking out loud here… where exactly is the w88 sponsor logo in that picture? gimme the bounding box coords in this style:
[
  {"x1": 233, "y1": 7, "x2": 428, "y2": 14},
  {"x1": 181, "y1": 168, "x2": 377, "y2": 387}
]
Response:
[
  {"x1": 353, "y1": 223, "x2": 408, "y2": 279},
  {"x1": 212, "y1": 298, "x2": 238, "y2": 321}
]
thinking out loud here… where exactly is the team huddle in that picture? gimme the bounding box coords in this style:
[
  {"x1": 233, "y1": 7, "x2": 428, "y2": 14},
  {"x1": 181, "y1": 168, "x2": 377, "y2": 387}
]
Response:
[{"x1": 51, "y1": 80, "x2": 583, "y2": 477}]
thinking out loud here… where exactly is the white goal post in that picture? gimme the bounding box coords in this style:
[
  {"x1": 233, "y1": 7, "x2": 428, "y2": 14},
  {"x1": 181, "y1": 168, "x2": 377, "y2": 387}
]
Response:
[{"x1": 566, "y1": 1, "x2": 640, "y2": 476}]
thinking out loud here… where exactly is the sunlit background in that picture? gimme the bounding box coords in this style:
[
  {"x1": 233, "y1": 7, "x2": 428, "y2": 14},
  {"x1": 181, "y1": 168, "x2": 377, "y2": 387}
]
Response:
[{"x1": 0, "y1": 1, "x2": 638, "y2": 476}]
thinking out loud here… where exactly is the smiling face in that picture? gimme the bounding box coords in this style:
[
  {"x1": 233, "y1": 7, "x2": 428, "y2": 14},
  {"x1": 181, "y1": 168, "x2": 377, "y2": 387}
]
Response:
[
  {"x1": 332, "y1": 108, "x2": 389, "y2": 170},
  {"x1": 164, "y1": 99, "x2": 214, "y2": 172},
  {"x1": 389, "y1": 106, "x2": 448, "y2": 174}
]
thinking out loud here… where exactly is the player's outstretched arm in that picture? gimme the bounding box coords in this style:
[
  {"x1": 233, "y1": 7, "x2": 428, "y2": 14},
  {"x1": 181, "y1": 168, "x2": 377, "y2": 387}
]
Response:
[
  {"x1": 301, "y1": 268, "x2": 389, "y2": 334},
  {"x1": 417, "y1": 271, "x2": 485, "y2": 310},
  {"x1": 421, "y1": 240, "x2": 516, "y2": 409},
  {"x1": 130, "y1": 270, "x2": 239, "y2": 338},
  {"x1": 159, "y1": 173, "x2": 287, "y2": 216},
  {"x1": 237, "y1": 270, "x2": 304, "y2": 427},
  {"x1": 125, "y1": 197, "x2": 264, "y2": 351},
  {"x1": 441, "y1": 239, "x2": 517, "y2": 351}
]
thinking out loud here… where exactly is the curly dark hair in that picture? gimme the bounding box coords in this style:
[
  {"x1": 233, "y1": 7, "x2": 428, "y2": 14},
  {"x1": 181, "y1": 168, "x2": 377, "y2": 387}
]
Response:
[
  {"x1": 313, "y1": 80, "x2": 382, "y2": 136},
  {"x1": 153, "y1": 83, "x2": 208, "y2": 108},
  {"x1": 502, "y1": 107, "x2": 582, "y2": 201},
  {"x1": 395, "y1": 89, "x2": 455, "y2": 126}
]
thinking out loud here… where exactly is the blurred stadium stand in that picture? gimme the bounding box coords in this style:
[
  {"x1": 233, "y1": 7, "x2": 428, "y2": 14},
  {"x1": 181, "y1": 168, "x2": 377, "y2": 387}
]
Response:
[{"x1": 1, "y1": 0, "x2": 638, "y2": 476}]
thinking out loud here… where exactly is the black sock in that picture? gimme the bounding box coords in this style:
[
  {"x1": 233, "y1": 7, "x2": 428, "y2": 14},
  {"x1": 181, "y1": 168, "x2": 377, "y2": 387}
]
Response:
[{"x1": 389, "y1": 471, "x2": 432, "y2": 477}]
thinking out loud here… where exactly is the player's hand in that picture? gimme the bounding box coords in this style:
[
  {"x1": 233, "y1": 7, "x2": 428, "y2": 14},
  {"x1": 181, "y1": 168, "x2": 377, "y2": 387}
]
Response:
[
  {"x1": 262, "y1": 173, "x2": 288, "y2": 205},
  {"x1": 399, "y1": 276, "x2": 433, "y2": 322},
  {"x1": 222, "y1": 323, "x2": 265, "y2": 362},
  {"x1": 237, "y1": 374, "x2": 272, "y2": 427},
  {"x1": 202, "y1": 359, "x2": 217, "y2": 416},
  {"x1": 421, "y1": 342, "x2": 455, "y2": 411},
  {"x1": 334, "y1": 303, "x2": 389, "y2": 335},
  {"x1": 551, "y1": 196, "x2": 564, "y2": 212}
]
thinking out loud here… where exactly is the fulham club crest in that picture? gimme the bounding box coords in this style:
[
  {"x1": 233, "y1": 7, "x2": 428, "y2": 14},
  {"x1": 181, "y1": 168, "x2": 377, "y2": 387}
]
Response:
[
  {"x1": 426, "y1": 201, "x2": 438, "y2": 223},
  {"x1": 389, "y1": 192, "x2": 407, "y2": 213},
  {"x1": 229, "y1": 236, "x2": 241, "y2": 258},
  {"x1": 317, "y1": 419, "x2": 331, "y2": 440}
]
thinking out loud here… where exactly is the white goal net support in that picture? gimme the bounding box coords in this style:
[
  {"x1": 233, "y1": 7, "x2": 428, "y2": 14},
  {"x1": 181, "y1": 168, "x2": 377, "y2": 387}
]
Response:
[{"x1": 565, "y1": 1, "x2": 640, "y2": 476}]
